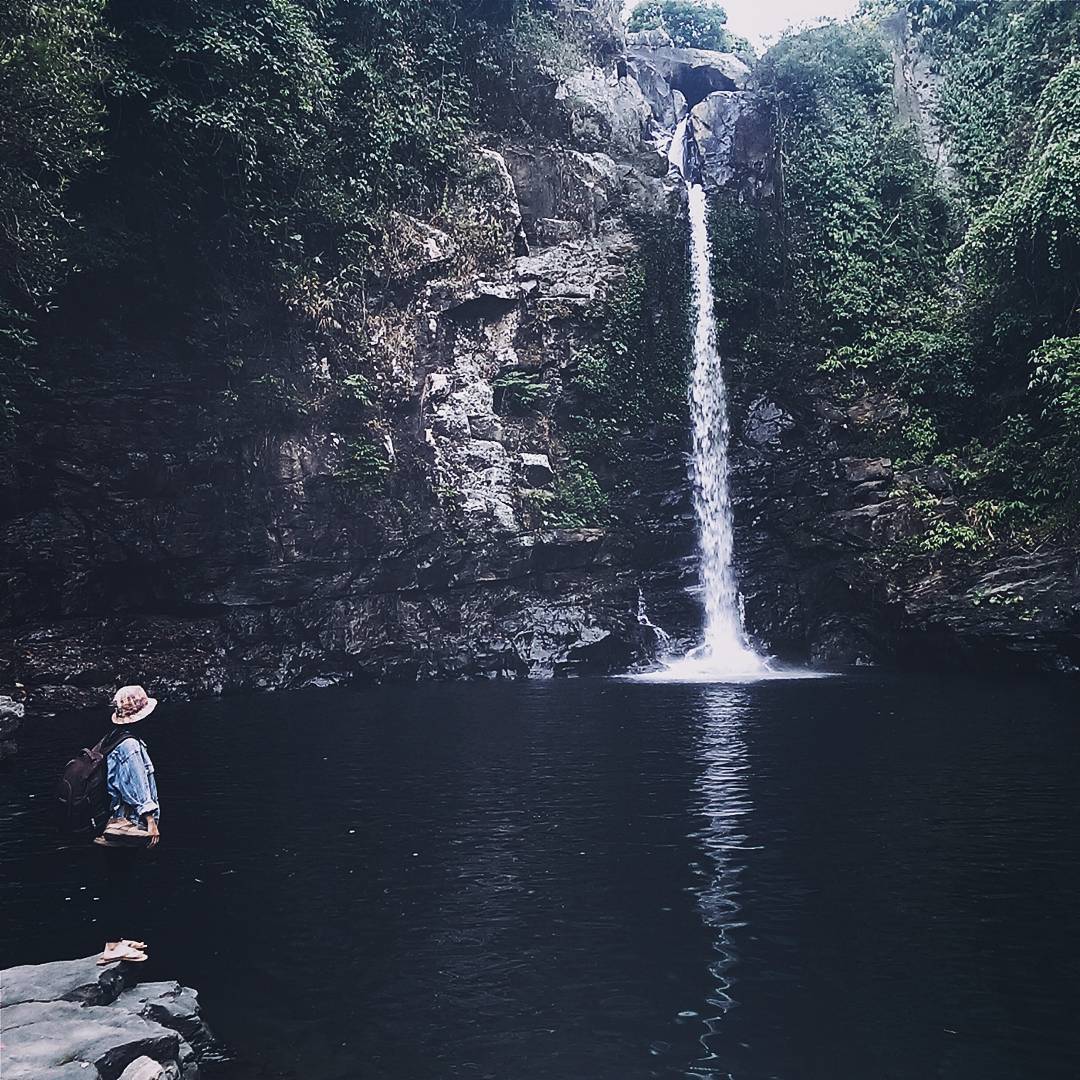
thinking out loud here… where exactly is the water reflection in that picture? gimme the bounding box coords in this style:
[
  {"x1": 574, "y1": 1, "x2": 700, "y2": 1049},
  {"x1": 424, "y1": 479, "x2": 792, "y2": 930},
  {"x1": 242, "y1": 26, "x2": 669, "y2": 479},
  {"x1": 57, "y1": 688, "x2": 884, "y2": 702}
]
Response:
[{"x1": 688, "y1": 686, "x2": 756, "y2": 1077}]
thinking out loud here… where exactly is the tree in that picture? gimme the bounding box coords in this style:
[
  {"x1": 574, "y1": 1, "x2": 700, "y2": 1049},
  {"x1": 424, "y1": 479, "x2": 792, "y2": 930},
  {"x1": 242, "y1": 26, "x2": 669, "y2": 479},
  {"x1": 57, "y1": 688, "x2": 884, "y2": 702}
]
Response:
[
  {"x1": 952, "y1": 62, "x2": 1080, "y2": 347},
  {"x1": 0, "y1": 0, "x2": 108, "y2": 432},
  {"x1": 627, "y1": 0, "x2": 733, "y2": 52}
]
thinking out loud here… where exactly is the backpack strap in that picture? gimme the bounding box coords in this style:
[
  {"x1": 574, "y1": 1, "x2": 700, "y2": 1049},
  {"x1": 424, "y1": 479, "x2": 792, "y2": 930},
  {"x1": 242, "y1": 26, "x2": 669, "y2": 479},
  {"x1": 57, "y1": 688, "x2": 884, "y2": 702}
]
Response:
[{"x1": 97, "y1": 728, "x2": 131, "y2": 758}]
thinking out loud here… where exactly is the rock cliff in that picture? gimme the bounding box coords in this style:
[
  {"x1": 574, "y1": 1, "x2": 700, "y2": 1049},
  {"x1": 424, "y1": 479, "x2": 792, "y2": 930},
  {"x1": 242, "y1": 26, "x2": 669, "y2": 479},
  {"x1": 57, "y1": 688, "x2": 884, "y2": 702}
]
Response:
[
  {"x1": 1, "y1": 12, "x2": 1075, "y2": 720},
  {"x1": 1, "y1": 28, "x2": 764, "y2": 712}
]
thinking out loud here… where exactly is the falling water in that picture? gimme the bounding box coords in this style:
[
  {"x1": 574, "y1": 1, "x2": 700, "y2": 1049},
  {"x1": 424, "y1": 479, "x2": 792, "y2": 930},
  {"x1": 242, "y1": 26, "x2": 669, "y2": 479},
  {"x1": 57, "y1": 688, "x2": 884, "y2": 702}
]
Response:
[{"x1": 659, "y1": 120, "x2": 767, "y2": 679}]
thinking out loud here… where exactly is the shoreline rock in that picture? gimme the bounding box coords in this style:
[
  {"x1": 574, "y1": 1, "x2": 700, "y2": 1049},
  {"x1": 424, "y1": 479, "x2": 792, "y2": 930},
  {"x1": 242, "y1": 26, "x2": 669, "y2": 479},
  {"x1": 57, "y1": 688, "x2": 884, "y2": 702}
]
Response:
[
  {"x1": 0, "y1": 692, "x2": 24, "y2": 760},
  {"x1": 1, "y1": 955, "x2": 222, "y2": 1079}
]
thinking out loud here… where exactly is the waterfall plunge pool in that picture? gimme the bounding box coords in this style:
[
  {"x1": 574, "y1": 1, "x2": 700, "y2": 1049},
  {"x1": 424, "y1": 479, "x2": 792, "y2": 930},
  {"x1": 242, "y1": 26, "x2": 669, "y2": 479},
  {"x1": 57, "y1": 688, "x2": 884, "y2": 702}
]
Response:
[{"x1": 2, "y1": 675, "x2": 1079, "y2": 1078}]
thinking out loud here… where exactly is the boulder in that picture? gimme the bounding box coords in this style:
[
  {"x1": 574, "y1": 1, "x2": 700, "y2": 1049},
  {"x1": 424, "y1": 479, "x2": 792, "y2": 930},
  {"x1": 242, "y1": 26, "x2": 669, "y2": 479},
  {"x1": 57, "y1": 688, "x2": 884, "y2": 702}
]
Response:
[
  {"x1": 847, "y1": 390, "x2": 909, "y2": 429},
  {"x1": 625, "y1": 55, "x2": 685, "y2": 129},
  {"x1": 520, "y1": 453, "x2": 554, "y2": 486},
  {"x1": 744, "y1": 398, "x2": 795, "y2": 449},
  {"x1": 688, "y1": 91, "x2": 776, "y2": 198},
  {"x1": 474, "y1": 148, "x2": 524, "y2": 246},
  {"x1": 841, "y1": 457, "x2": 893, "y2": 483},
  {"x1": 1, "y1": 999, "x2": 179, "y2": 1080},
  {"x1": 502, "y1": 146, "x2": 620, "y2": 242},
  {"x1": 559, "y1": 64, "x2": 653, "y2": 153},
  {"x1": 113, "y1": 982, "x2": 216, "y2": 1055},
  {"x1": 536, "y1": 218, "x2": 584, "y2": 245},
  {"x1": 1, "y1": 955, "x2": 131, "y2": 1008},
  {"x1": 118, "y1": 1057, "x2": 166, "y2": 1080},
  {"x1": 0, "y1": 693, "x2": 21, "y2": 758},
  {"x1": 0, "y1": 956, "x2": 220, "y2": 1080},
  {"x1": 626, "y1": 45, "x2": 751, "y2": 104},
  {"x1": 0, "y1": 692, "x2": 24, "y2": 733}
]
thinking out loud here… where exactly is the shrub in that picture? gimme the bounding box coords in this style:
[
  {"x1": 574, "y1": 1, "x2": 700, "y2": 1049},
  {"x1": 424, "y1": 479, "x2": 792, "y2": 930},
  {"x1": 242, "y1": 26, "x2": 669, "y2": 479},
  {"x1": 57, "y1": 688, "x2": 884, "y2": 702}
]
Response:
[
  {"x1": 335, "y1": 433, "x2": 392, "y2": 491},
  {"x1": 341, "y1": 373, "x2": 375, "y2": 408},
  {"x1": 539, "y1": 460, "x2": 609, "y2": 528},
  {"x1": 493, "y1": 370, "x2": 552, "y2": 413}
]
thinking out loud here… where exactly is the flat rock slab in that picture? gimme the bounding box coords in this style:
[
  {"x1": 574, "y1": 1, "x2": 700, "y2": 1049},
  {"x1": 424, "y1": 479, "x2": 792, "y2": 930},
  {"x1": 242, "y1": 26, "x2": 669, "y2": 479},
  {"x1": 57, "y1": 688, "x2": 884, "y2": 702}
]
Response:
[
  {"x1": 1, "y1": 955, "x2": 131, "y2": 1007},
  {"x1": 1, "y1": 956, "x2": 216, "y2": 1080}
]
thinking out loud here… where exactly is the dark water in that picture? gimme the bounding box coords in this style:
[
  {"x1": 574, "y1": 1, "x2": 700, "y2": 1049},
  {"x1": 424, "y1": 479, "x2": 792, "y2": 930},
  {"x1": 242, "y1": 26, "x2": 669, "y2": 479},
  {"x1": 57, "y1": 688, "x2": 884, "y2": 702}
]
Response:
[{"x1": 2, "y1": 674, "x2": 1079, "y2": 1079}]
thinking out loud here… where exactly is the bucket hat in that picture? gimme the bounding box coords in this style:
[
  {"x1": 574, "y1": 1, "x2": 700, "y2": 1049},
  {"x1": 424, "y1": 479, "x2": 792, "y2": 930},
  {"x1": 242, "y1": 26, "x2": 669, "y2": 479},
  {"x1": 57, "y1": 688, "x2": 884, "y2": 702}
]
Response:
[{"x1": 111, "y1": 685, "x2": 158, "y2": 725}]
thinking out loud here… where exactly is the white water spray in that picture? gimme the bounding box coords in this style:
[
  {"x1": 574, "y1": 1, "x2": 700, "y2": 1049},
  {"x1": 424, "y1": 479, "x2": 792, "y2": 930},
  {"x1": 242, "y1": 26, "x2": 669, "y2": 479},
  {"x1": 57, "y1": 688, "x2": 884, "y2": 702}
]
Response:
[
  {"x1": 680, "y1": 182, "x2": 765, "y2": 675},
  {"x1": 651, "y1": 120, "x2": 768, "y2": 680}
]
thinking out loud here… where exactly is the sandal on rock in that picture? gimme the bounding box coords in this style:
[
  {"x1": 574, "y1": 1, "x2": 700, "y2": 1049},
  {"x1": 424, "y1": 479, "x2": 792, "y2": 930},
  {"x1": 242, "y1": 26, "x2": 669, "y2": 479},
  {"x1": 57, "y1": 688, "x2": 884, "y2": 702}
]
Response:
[
  {"x1": 98, "y1": 943, "x2": 149, "y2": 965},
  {"x1": 100, "y1": 819, "x2": 152, "y2": 846}
]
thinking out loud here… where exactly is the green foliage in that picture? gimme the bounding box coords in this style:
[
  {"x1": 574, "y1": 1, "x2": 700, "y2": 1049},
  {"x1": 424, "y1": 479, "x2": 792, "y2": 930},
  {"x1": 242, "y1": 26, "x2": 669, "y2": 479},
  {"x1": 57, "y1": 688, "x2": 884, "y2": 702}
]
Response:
[
  {"x1": 567, "y1": 213, "x2": 690, "y2": 457},
  {"x1": 951, "y1": 62, "x2": 1080, "y2": 348},
  {"x1": 757, "y1": 5, "x2": 1080, "y2": 546},
  {"x1": 341, "y1": 373, "x2": 375, "y2": 407},
  {"x1": 911, "y1": 2, "x2": 1079, "y2": 529},
  {"x1": 464, "y1": 4, "x2": 586, "y2": 135},
  {"x1": 916, "y1": 518, "x2": 986, "y2": 555},
  {"x1": 94, "y1": 0, "x2": 477, "y2": 292},
  {"x1": 1025, "y1": 337, "x2": 1080, "y2": 505},
  {"x1": 335, "y1": 431, "x2": 392, "y2": 490},
  {"x1": 0, "y1": 0, "x2": 106, "y2": 300},
  {"x1": 535, "y1": 459, "x2": 609, "y2": 528},
  {"x1": 911, "y1": 0, "x2": 1080, "y2": 217},
  {"x1": 493, "y1": 370, "x2": 552, "y2": 413},
  {"x1": 1030, "y1": 337, "x2": 1080, "y2": 435},
  {"x1": 0, "y1": 0, "x2": 108, "y2": 434},
  {"x1": 706, "y1": 194, "x2": 783, "y2": 350},
  {"x1": 759, "y1": 24, "x2": 953, "y2": 348},
  {"x1": 627, "y1": 1, "x2": 739, "y2": 53},
  {"x1": 0, "y1": 0, "x2": 573, "y2": 429},
  {"x1": 898, "y1": 408, "x2": 939, "y2": 462}
]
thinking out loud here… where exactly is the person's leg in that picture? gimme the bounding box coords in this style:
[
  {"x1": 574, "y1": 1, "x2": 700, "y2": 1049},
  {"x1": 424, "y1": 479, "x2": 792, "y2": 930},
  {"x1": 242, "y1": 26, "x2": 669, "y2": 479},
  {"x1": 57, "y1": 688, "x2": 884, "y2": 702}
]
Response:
[{"x1": 98, "y1": 846, "x2": 147, "y2": 961}]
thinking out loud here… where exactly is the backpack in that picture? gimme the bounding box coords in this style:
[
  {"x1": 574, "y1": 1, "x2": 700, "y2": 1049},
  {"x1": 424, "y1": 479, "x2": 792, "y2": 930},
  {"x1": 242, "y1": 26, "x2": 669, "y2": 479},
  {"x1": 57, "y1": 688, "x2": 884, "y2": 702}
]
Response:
[{"x1": 57, "y1": 729, "x2": 130, "y2": 837}]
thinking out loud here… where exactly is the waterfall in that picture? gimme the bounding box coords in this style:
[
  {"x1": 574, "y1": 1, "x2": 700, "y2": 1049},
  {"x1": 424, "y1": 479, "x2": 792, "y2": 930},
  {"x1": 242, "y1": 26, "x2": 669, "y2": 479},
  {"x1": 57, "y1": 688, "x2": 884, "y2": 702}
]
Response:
[{"x1": 659, "y1": 119, "x2": 767, "y2": 679}]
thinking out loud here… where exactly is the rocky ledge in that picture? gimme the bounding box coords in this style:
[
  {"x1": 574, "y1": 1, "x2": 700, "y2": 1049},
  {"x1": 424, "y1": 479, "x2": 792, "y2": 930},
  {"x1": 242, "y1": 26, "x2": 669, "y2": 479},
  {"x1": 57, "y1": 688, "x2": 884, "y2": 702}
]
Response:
[{"x1": 0, "y1": 955, "x2": 221, "y2": 1079}]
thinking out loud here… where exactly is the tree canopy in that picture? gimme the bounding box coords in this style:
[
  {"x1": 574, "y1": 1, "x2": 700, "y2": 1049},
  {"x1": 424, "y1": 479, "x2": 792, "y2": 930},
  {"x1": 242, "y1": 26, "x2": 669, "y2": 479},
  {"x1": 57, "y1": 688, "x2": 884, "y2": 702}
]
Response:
[
  {"x1": 752, "y1": 0, "x2": 1080, "y2": 547},
  {"x1": 627, "y1": 0, "x2": 736, "y2": 52},
  {"x1": 0, "y1": 0, "x2": 580, "y2": 433}
]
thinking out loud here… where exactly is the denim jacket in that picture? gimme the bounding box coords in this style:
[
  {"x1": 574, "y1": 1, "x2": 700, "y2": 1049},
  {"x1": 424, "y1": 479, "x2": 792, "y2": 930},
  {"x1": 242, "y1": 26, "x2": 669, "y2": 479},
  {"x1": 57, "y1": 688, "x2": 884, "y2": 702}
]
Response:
[{"x1": 107, "y1": 736, "x2": 160, "y2": 826}]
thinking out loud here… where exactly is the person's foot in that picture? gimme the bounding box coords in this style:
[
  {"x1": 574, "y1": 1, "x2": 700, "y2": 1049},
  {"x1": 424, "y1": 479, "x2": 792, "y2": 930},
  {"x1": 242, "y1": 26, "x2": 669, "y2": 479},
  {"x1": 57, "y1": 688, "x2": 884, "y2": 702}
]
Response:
[
  {"x1": 98, "y1": 941, "x2": 149, "y2": 964},
  {"x1": 101, "y1": 819, "x2": 151, "y2": 844}
]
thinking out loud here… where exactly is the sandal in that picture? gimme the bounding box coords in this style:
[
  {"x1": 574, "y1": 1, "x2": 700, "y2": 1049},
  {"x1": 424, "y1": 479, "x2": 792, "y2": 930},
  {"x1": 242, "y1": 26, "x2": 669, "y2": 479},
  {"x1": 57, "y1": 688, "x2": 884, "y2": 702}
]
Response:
[{"x1": 98, "y1": 943, "x2": 149, "y2": 965}]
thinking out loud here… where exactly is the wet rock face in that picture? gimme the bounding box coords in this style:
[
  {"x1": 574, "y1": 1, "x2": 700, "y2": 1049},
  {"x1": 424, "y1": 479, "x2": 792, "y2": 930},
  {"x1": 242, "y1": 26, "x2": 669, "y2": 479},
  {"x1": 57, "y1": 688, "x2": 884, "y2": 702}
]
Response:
[
  {"x1": 0, "y1": 28, "x2": 709, "y2": 712},
  {"x1": 0, "y1": 955, "x2": 222, "y2": 1080},
  {"x1": 724, "y1": 378, "x2": 1080, "y2": 674},
  {"x1": 626, "y1": 45, "x2": 752, "y2": 103},
  {"x1": 688, "y1": 91, "x2": 775, "y2": 198},
  {"x1": 0, "y1": 693, "x2": 24, "y2": 759}
]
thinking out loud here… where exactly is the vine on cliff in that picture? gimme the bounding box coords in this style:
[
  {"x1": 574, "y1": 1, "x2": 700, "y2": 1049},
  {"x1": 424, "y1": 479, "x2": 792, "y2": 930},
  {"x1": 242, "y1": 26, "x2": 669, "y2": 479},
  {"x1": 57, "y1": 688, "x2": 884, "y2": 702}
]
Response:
[{"x1": 752, "y1": 4, "x2": 1080, "y2": 553}]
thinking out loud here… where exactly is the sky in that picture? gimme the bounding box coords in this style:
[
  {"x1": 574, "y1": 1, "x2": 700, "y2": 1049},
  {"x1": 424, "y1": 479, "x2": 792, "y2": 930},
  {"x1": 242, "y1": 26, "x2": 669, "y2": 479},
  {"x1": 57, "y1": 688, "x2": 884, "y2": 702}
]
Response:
[{"x1": 722, "y1": 0, "x2": 861, "y2": 49}]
